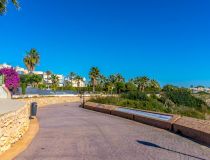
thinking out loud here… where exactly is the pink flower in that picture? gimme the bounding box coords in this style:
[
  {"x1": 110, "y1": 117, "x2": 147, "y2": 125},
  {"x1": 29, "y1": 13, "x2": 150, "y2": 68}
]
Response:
[{"x1": 0, "y1": 68, "x2": 20, "y2": 91}]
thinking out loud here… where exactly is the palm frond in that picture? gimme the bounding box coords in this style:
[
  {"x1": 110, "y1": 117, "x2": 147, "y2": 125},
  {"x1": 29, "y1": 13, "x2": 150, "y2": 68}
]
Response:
[{"x1": 11, "y1": 0, "x2": 19, "y2": 9}]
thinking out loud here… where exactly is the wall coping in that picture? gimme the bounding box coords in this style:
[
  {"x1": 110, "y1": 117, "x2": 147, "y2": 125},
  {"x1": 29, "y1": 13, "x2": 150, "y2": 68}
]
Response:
[{"x1": 0, "y1": 99, "x2": 26, "y2": 115}]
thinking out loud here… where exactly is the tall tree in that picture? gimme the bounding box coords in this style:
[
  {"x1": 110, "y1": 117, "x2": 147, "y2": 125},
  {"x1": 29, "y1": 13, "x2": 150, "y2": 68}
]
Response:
[
  {"x1": 109, "y1": 74, "x2": 125, "y2": 84},
  {"x1": 45, "y1": 71, "x2": 52, "y2": 87},
  {"x1": 0, "y1": 0, "x2": 19, "y2": 15},
  {"x1": 51, "y1": 74, "x2": 59, "y2": 91},
  {"x1": 133, "y1": 76, "x2": 150, "y2": 92},
  {"x1": 23, "y1": 48, "x2": 40, "y2": 73},
  {"x1": 74, "y1": 75, "x2": 83, "y2": 88},
  {"x1": 115, "y1": 73, "x2": 125, "y2": 82},
  {"x1": 69, "y1": 72, "x2": 76, "y2": 86},
  {"x1": 98, "y1": 74, "x2": 107, "y2": 89},
  {"x1": 89, "y1": 67, "x2": 100, "y2": 92},
  {"x1": 149, "y1": 79, "x2": 161, "y2": 91}
]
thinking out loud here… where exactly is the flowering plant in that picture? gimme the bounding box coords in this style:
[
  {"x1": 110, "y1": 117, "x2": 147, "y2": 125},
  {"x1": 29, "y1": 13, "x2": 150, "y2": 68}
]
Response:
[{"x1": 0, "y1": 68, "x2": 20, "y2": 91}]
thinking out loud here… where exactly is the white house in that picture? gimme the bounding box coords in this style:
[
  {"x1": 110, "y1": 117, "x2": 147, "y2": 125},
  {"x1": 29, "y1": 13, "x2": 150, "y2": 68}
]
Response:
[
  {"x1": 65, "y1": 77, "x2": 86, "y2": 87},
  {"x1": 32, "y1": 71, "x2": 64, "y2": 87},
  {"x1": 0, "y1": 63, "x2": 12, "y2": 69},
  {"x1": 190, "y1": 86, "x2": 210, "y2": 93},
  {"x1": 0, "y1": 63, "x2": 28, "y2": 75}
]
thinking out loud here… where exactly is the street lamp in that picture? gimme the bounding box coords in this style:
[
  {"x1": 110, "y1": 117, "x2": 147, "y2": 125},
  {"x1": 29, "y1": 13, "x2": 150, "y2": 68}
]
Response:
[{"x1": 80, "y1": 90, "x2": 86, "y2": 108}]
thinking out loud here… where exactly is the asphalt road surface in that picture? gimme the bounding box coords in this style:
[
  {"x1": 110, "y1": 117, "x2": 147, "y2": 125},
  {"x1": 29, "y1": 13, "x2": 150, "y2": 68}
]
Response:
[{"x1": 15, "y1": 102, "x2": 210, "y2": 160}]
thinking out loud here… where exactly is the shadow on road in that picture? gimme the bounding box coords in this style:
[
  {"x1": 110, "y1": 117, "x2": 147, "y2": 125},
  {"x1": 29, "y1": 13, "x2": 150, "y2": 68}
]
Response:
[{"x1": 137, "y1": 140, "x2": 206, "y2": 160}]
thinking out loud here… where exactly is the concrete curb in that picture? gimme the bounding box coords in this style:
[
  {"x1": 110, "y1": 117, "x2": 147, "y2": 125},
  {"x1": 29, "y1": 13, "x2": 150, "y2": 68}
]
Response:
[{"x1": 0, "y1": 118, "x2": 39, "y2": 160}]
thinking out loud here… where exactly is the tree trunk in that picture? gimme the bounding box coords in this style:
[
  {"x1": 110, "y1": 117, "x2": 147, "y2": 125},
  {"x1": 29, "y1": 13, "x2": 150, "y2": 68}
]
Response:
[{"x1": 92, "y1": 78, "x2": 96, "y2": 93}]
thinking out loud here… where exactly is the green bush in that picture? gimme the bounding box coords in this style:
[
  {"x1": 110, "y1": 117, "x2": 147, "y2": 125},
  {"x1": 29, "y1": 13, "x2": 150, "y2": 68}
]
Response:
[
  {"x1": 165, "y1": 89, "x2": 206, "y2": 109},
  {"x1": 21, "y1": 83, "x2": 27, "y2": 95},
  {"x1": 89, "y1": 96, "x2": 209, "y2": 119},
  {"x1": 38, "y1": 84, "x2": 47, "y2": 90},
  {"x1": 121, "y1": 91, "x2": 148, "y2": 101}
]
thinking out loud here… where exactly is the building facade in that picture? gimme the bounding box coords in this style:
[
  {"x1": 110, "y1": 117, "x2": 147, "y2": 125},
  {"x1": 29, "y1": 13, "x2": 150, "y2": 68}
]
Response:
[
  {"x1": 64, "y1": 77, "x2": 86, "y2": 87},
  {"x1": 0, "y1": 63, "x2": 65, "y2": 87}
]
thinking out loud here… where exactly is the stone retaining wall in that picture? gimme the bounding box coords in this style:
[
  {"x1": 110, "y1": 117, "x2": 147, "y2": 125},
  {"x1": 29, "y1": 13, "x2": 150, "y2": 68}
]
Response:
[
  {"x1": 0, "y1": 104, "x2": 30, "y2": 154},
  {"x1": 15, "y1": 96, "x2": 90, "y2": 107}
]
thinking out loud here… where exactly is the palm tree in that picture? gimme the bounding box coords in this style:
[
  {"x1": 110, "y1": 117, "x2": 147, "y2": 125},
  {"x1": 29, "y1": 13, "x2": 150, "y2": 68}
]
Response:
[
  {"x1": 109, "y1": 74, "x2": 124, "y2": 83},
  {"x1": 89, "y1": 67, "x2": 100, "y2": 93},
  {"x1": 23, "y1": 48, "x2": 40, "y2": 73},
  {"x1": 51, "y1": 74, "x2": 59, "y2": 91},
  {"x1": 150, "y1": 79, "x2": 161, "y2": 91},
  {"x1": 0, "y1": 0, "x2": 19, "y2": 15},
  {"x1": 74, "y1": 75, "x2": 83, "y2": 88},
  {"x1": 115, "y1": 73, "x2": 125, "y2": 82},
  {"x1": 69, "y1": 72, "x2": 76, "y2": 86},
  {"x1": 45, "y1": 71, "x2": 52, "y2": 87},
  {"x1": 133, "y1": 76, "x2": 150, "y2": 92},
  {"x1": 98, "y1": 74, "x2": 107, "y2": 89}
]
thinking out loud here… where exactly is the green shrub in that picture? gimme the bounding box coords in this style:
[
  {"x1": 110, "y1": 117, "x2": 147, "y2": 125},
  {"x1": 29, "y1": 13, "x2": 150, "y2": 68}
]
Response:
[
  {"x1": 121, "y1": 91, "x2": 148, "y2": 101},
  {"x1": 89, "y1": 96, "x2": 209, "y2": 119},
  {"x1": 165, "y1": 89, "x2": 206, "y2": 109},
  {"x1": 21, "y1": 83, "x2": 27, "y2": 95},
  {"x1": 38, "y1": 84, "x2": 47, "y2": 90}
]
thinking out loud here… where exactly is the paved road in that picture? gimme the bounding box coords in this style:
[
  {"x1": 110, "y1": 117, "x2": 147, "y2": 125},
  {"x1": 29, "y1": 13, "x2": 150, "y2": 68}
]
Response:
[{"x1": 16, "y1": 103, "x2": 210, "y2": 160}]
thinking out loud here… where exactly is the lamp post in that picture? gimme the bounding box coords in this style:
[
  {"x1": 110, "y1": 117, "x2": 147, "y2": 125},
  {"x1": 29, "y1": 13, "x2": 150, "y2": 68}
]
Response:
[{"x1": 80, "y1": 90, "x2": 85, "y2": 108}]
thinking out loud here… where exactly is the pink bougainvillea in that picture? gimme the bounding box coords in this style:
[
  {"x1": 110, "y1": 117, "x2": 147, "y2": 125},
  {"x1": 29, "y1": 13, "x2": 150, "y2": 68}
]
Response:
[{"x1": 0, "y1": 68, "x2": 20, "y2": 91}]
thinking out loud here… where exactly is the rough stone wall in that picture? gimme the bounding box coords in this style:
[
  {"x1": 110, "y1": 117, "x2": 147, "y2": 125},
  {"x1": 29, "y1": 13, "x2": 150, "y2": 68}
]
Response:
[
  {"x1": 0, "y1": 105, "x2": 30, "y2": 154},
  {"x1": 15, "y1": 96, "x2": 90, "y2": 107}
]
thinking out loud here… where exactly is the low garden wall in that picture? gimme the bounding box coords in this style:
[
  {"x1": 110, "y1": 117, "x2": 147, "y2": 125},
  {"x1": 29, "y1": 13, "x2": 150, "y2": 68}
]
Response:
[
  {"x1": 84, "y1": 102, "x2": 210, "y2": 146},
  {"x1": 14, "y1": 95, "x2": 91, "y2": 107},
  {"x1": 173, "y1": 117, "x2": 210, "y2": 146},
  {"x1": 84, "y1": 102, "x2": 180, "y2": 130},
  {"x1": 0, "y1": 100, "x2": 30, "y2": 154}
]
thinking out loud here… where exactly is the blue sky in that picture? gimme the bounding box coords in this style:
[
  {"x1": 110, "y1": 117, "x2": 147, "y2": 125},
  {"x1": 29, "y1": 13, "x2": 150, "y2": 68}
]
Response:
[{"x1": 0, "y1": 0, "x2": 209, "y2": 86}]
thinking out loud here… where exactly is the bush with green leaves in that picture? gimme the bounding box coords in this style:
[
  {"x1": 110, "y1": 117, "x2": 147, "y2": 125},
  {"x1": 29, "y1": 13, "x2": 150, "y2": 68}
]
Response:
[
  {"x1": 20, "y1": 74, "x2": 43, "y2": 87},
  {"x1": 164, "y1": 88, "x2": 207, "y2": 109},
  {"x1": 125, "y1": 82, "x2": 137, "y2": 92},
  {"x1": 89, "y1": 95, "x2": 209, "y2": 119},
  {"x1": 21, "y1": 83, "x2": 27, "y2": 95},
  {"x1": 121, "y1": 91, "x2": 148, "y2": 101},
  {"x1": 38, "y1": 84, "x2": 47, "y2": 90}
]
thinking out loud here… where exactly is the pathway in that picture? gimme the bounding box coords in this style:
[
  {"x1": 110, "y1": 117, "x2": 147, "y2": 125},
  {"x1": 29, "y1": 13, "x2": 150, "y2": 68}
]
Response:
[{"x1": 15, "y1": 102, "x2": 210, "y2": 160}]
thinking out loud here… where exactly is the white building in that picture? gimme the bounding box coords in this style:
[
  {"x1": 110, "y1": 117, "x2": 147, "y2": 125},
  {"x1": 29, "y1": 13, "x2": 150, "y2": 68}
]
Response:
[
  {"x1": 15, "y1": 66, "x2": 29, "y2": 75},
  {"x1": 32, "y1": 71, "x2": 64, "y2": 87},
  {"x1": 190, "y1": 87, "x2": 210, "y2": 93},
  {"x1": 0, "y1": 63, "x2": 80, "y2": 87},
  {"x1": 0, "y1": 63, "x2": 12, "y2": 69},
  {"x1": 56, "y1": 74, "x2": 64, "y2": 87},
  {"x1": 0, "y1": 63, "x2": 28, "y2": 75},
  {"x1": 65, "y1": 77, "x2": 86, "y2": 87}
]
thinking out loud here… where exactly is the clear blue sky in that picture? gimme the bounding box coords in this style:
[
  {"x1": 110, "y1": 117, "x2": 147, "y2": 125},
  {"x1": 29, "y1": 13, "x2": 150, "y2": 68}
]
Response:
[{"x1": 0, "y1": 0, "x2": 209, "y2": 87}]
